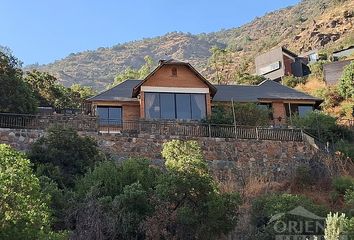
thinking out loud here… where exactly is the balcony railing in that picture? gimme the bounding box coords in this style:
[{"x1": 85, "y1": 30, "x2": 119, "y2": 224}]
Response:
[
  {"x1": 0, "y1": 113, "x2": 305, "y2": 142},
  {"x1": 98, "y1": 119, "x2": 304, "y2": 141}
]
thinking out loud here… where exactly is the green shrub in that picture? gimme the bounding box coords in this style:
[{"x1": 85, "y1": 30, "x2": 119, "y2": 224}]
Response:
[
  {"x1": 0, "y1": 144, "x2": 51, "y2": 239},
  {"x1": 338, "y1": 61, "x2": 354, "y2": 99},
  {"x1": 336, "y1": 140, "x2": 354, "y2": 160},
  {"x1": 332, "y1": 176, "x2": 354, "y2": 195},
  {"x1": 207, "y1": 103, "x2": 271, "y2": 126},
  {"x1": 291, "y1": 111, "x2": 351, "y2": 143},
  {"x1": 282, "y1": 75, "x2": 307, "y2": 88},
  {"x1": 29, "y1": 126, "x2": 106, "y2": 188},
  {"x1": 251, "y1": 194, "x2": 327, "y2": 239}
]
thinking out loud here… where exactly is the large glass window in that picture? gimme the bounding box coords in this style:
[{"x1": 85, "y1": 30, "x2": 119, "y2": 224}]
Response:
[
  {"x1": 191, "y1": 94, "x2": 206, "y2": 120},
  {"x1": 298, "y1": 105, "x2": 313, "y2": 117},
  {"x1": 160, "y1": 93, "x2": 175, "y2": 119},
  {"x1": 144, "y1": 92, "x2": 206, "y2": 120},
  {"x1": 176, "y1": 94, "x2": 191, "y2": 119},
  {"x1": 97, "y1": 106, "x2": 122, "y2": 125},
  {"x1": 285, "y1": 103, "x2": 313, "y2": 117},
  {"x1": 145, "y1": 93, "x2": 160, "y2": 119}
]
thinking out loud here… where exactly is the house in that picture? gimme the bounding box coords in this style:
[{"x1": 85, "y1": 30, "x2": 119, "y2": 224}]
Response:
[
  {"x1": 333, "y1": 45, "x2": 354, "y2": 61},
  {"x1": 87, "y1": 59, "x2": 322, "y2": 127},
  {"x1": 323, "y1": 60, "x2": 352, "y2": 85},
  {"x1": 255, "y1": 47, "x2": 311, "y2": 81}
]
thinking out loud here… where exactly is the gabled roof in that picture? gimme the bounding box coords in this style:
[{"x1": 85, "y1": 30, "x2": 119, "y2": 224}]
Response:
[
  {"x1": 132, "y1": 59, "x2": 217, "y2": 97},
  {"x1": 87, "y1": 80, "x2": 141, "y2": 101},
  {"x1": 213, "y1": 80, "x2": 322, "y2": 104}
]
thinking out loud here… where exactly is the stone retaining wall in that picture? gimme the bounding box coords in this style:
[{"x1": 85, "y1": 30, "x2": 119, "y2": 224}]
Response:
[{"x1": 0, "y1": 128, "x2": 334, "y2": 189}]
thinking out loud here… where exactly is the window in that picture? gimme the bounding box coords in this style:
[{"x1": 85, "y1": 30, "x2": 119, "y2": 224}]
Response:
[
  {"x1": 160, "y1": 93, "x2": 175, "y2": 119},
  {"x1": 144, "y1": 92, "x2": 206, "y2": 120},
  {"x1": 176, "y1": 94, "x2": 191, "y2": 119},
  {"x1": 145, "y1": 93, "x2": 160, "y2": 119},
  {"x1": 97, "y1": 106, "x2": 122, "y2": 126},
  {"x1": 171, "y1": 67, "x2": 177, "y2": 77},
  {"x1": 285, "y1": 103, "x2": 313, "y2": 117},
  {"x1": 191, "y1": 94, "x2": 206, "y2": 120},
  {"x1": 298, "y1": 105, "x2": 313, "y2": 117}
]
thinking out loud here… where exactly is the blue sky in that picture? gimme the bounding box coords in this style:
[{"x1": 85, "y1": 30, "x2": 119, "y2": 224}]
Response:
[{"x1": 0, "y1": 0, "x2": 300, "y2": 65}]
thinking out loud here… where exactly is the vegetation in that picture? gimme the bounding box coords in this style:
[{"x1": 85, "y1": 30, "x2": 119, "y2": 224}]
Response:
[
  {"x1": 338, "y1": 61, "x2": 354, "y2": 99},
  {"x1": 0, "y1": 144, "x2": 51, "y2": 239},
  {"x1": 282, "y1": 75, "x2": 307, "y2": 88},
  {"x1": 206, "y1": 103, "x2": 271, "y2": 126},
  {"x1": 29, "y1": 126, "x2": 106, "y2": 188},
  {"x1": 0, "y1": 48, "x2": 38, "y2": 113},
  {"x1": 109, "y1": 55, "x2": 155, "y2": 88},
  {"x1": 250, "y1": 194, "x2": 327, "y2": 239},
  {"x1": 24, "y1": 69, "x2": 96, "y2": 110}
]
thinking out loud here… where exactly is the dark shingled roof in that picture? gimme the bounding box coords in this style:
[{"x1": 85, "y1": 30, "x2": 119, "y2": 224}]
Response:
[
  {"x1": 213, "y1": 80, "x2": 322, "y2": 103},
  {"x1": 87, "y1": 79, "x2": 322, "y2": 105},
  {"x1": 87, "y1": 80, "x2": 141, "y2": 101}
]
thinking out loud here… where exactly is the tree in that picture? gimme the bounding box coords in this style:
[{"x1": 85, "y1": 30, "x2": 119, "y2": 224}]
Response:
[
  {"x1": 235, "y1": 73, "x2": 266, "y2": 85},
  {"x1": 0, "y1": 49, "x2": 38, "y2": 113},
  {"x1": 109, "y1": 56, "x2": 155, "y2": 87},
  {"x1": 338, "y1": 61, "x2": 354, "y2": 99},
  {"x1": 29, "y1": 126, "x2": 105, "y2": 188},
  {"x1": 24, "y1": 69, "x2": 58, "y2": 106},
  {"x1": 70, "y1": 84, "x2": 96, "y2": 100},
  {"x1": 24, "y1": 70, "x2": 91, "y2": 110},
  {"x1": 208, "y1": 46, "x2": 234, "y2": 84},
  {"x1": 70, "y1": 159, "x2": 160, "y2": 239},
  {"x1": 0, "y1": 144, "x2": 50, "y2": 239},
  {"x1": 148, "y1": 140, "x2": 241, "y2": 239}
]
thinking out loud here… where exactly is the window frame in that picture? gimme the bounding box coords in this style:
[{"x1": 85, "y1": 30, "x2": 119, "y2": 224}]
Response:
[
  {"x1": 144, "y1": 92, "x2": 206, "y2": 121},
  {"x1": 96, "y1": 106, "x2": 123, "y2": 126}
]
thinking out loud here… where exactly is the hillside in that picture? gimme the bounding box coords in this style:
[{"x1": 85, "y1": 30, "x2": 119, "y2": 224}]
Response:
[{"x1": 26, "y1": 0, "x2": 354, "y2": 90}]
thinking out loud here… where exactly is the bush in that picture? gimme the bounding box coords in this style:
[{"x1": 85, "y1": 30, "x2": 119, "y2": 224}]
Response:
[
  {"x1": 291, "y1": 111, "x2": 351, "y2": 143},
  {"x1": 332, "y1": 176, "x2": 354, "y2": 195},
  {"x1": 251, "y1": 194, "x2": 327, "y2": 240},
  {"x1": 151, "y1": 140, "x2": 241, "y2": 239},
  {"x1": 324, "y1": 212, "x2": 347, "y2": 240},
  {"x1": 313, "y1": 87, "x2": 344, "y2": 109},
  {"x1": 335, "y1": 140, "x2": 354, "y2": 160},
  {"x1": 338, "y1": 61, "x2": 354, "y2": 99},
  {"x1": 207, "y1": 103, "x2": 271, "y2": 126},
  {"x1": 283, "y1": 75, "x2": 307, "y2": 88},
  {"x1": 71, "y1": 159, "x2": 161, "y2": 239},
  {"x1": 29, "y1": 126, "x2": 106, "y2": 188},
  {"x1": 0, "y1": 144, "x2": 51, "y2": 239}
]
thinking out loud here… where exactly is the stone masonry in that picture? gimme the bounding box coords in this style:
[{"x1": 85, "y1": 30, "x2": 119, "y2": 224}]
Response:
[{"x1": 0, "y1": 128, "x2": 333, "y2": 189}]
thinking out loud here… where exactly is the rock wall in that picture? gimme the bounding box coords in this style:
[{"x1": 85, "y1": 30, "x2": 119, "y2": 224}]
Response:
[{"x1": 0, "y1": 128, "x2": 332, "y2": 190}]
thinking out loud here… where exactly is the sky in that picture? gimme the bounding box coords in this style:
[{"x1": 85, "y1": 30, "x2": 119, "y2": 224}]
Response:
[{"x1": 0, "y1": 0, "x2": 300, "y2": 65}]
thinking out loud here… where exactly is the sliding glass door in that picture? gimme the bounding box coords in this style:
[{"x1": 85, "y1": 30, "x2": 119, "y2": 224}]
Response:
[{"x1": 144, "y1": 92, "x2": 206, "y2": 120}]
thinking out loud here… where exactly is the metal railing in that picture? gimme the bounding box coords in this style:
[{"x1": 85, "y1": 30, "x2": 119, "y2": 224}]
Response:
[
  {"x1": 0, "y1": 113, "x2": 305, "y2": 141},
  {"x1": 98, "y1": 120, "x2": 304, "y2": 141},
  {"x1": 0, "y1": 112, "x2": 98, "y2": 131}
]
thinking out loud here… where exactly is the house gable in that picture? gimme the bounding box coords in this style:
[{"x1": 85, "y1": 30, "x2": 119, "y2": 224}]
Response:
[{"x1": 132, "y1": 60, "x2": 217, "y2": 97}]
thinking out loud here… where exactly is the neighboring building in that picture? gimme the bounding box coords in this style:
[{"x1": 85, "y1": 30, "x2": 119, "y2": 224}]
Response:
[
  {"x1": 299, "y1": 50, "x2": 319, "y2": 64},
  {"x1": 87, "y1": 59, "x2": 322, "y2": 127},
  {"x1": 323, "y1": 60, "x2": 352, "y2": 85},
  {"x1": 333, "y1": 46, "x2": 354, "y2": 61},
  {"x1": 255, "y1": 47, "x2": 310, "y2": 81}
]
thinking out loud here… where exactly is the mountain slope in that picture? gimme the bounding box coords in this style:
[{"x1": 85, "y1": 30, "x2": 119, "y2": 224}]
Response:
[{"x1": 27, "y1": 0, "x2": 354, "y2": 90}]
